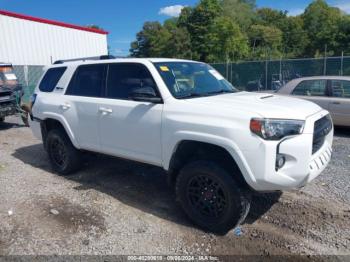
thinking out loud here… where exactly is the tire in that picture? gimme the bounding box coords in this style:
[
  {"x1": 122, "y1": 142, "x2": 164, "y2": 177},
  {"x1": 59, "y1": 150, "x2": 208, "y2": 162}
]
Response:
[
  {"x1": 176, "y1": 160, "x2": 251, "y2": 235},
  {"x1": 0, "y1": 117, "x2": 4, "y2": 122},
  {"x1": 46, "y1": 128, "x2": 82, "y2": 175}
]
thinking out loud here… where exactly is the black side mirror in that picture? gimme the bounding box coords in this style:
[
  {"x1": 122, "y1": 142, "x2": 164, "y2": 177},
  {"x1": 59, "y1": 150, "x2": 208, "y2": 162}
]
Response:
[{"x1": 130, "y1": 87, "x2": 162, "y2": 103}]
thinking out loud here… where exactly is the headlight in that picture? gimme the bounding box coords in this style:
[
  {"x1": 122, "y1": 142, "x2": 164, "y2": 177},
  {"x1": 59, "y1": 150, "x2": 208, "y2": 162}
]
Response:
[{"x1": 250, "y1": 118, "x2": 305, "y2": 140}]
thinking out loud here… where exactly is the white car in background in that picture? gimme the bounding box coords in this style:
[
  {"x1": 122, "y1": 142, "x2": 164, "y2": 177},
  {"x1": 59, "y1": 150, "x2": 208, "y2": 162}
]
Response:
[{"x1": 277, "y1": 76, "x2": 350, "y2": 127}]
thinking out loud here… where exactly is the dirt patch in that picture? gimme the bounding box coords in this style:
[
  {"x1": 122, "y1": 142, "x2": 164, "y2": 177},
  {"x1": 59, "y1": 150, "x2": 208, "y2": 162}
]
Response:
[
  {"x1": 36, "y1": 196, "x2": 106, "y2": 234},
  {"x1": 242, "y1": 191, "x2": 350, "y2": 255}
]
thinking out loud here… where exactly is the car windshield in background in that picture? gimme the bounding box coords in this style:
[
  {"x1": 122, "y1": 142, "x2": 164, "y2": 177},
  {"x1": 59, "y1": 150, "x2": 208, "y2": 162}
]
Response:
[{"x1": 154, "y1": 62, "x2": 238, "y2": 99}]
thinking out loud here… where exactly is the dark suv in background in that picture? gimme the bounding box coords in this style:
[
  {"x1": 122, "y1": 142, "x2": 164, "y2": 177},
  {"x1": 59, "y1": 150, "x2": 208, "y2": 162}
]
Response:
[{"x1": 0, "y1": 63, "x2": 22, "y2": 122}]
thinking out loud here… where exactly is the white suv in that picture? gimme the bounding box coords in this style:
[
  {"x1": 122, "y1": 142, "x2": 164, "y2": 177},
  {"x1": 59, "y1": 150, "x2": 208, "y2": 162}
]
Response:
[{"x1": 30, "y1": 57, "x2": 334, "y2": 234}]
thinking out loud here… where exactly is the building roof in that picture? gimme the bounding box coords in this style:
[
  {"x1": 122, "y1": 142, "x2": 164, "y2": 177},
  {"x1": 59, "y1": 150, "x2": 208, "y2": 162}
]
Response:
[{"x1": 0, "y1": 9, "x2": 108, "y2": 35}]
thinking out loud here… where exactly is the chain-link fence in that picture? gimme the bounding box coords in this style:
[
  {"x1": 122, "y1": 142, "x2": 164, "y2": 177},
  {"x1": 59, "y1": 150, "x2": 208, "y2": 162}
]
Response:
[
  {"x1": 12, "y1": 56, "x2": 350, "y2": 100},
  {"x1": 12, "y1": 65, "x2": 44, "y2": 103},
  {"x1": 212, "y1": 56, "x2": 350, "y2": 91}
]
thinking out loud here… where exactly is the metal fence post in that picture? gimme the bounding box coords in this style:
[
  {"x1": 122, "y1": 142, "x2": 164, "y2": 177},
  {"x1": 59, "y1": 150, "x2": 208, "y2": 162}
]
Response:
[
  {"x1": 226, "y1": 60, "x2": 228, "y2": 80},
  {"x1": 323, "y1": 44, "x2": 327, "y2": 75},
  {"x1": 341, "y1": 51, "x2": 344, "y2": 76},
  {"x1": 24, "y1": 65, "x2": 29, "y2": 87},
  {"x1": 265, "y1": 59, "x2": 268, "y2": 90}
]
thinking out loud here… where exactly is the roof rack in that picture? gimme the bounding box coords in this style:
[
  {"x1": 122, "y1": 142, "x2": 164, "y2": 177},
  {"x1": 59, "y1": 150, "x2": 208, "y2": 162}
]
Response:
[{"x1": 53, "y1": 55, "x2": 116, "y2": 64}]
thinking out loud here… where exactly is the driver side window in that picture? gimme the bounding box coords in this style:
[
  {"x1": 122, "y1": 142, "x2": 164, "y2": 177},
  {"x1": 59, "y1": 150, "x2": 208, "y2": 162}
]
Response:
[
  {"x1": 106, "y1": 63, "x2": 158, "y2": 100},
  {"x1": 292, "y1": 80, "x2": 327, "y2": 96}
]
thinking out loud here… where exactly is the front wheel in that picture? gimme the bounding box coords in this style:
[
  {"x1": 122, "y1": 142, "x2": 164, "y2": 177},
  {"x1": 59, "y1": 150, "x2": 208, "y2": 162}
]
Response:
[
  {"x1": 46, "y1": 129, "x2": 82, "y2": 175},
  {"x1": 176, "y1": 160, "x2": 250, "y2": 235}
]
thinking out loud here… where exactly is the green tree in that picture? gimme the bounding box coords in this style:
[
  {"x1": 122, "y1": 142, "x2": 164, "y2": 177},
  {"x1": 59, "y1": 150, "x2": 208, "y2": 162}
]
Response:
[
  {"x1": 163, "y1": 19, "x2": 192, "y2": 59},
  {"x1": 248, "y1": 24, "x2": 283, "y2": 59},
  {"x1": 282, "y1": 16, "x2": 309, "y2": 57},
  {"x1": 336, "y1": 16, "x2": 350, "y2": 55},
  {"x1": 255, "y1": 8, "x2": 308, "y2": 57},
  {"x1": 220, "y1": 0, "x2": 256, "y2": 29},
  {"x1": 86, "y1": 24, "x2": 104, "y2": 30},
  {"x1": 255, "y1": 8, "x2": 287, "y2": 26},
  {"x1": 130, "y1": 22, "x2": 171, "y2": 57},
  {"x1": 302, "y1": 0, "x2": 343, "y2": 56},
  {"x1": 179, "y1": 0, "x2": 222, "y2": 61},
  {"x1": 208, "y1": 17, "x2": 249, "y2": 62}
]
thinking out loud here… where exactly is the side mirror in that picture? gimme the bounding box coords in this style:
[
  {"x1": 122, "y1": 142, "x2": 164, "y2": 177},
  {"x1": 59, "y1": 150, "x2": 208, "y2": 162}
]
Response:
[{"x1": 130, "y1": 87, "x2": 162, "y2": 103}]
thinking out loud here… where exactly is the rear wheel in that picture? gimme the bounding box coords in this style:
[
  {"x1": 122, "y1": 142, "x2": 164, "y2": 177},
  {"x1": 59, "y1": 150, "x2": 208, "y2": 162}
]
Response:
[
  {"x1": 176, "y1": 160, "x2": 250, "y2": 235},
  {"x1": 46, "y1": 129, "x2": 82, "y2": 175}
]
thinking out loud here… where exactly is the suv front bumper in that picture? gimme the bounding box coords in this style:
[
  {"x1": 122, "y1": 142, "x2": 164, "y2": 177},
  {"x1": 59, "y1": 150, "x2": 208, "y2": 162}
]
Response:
[{"x1": 240, "y1": 110, "x2": 333, "y2": 191}]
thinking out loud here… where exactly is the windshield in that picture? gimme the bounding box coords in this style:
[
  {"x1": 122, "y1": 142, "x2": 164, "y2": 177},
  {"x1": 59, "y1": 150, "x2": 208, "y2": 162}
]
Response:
[{"x1": 154, "y1": 62, "x2": 238, "y2": 99}]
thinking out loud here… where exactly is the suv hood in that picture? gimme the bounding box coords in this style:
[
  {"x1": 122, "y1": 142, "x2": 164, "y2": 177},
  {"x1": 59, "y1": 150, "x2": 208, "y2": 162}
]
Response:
[{"x1": 185, "y1": 92, "x2": 322, "y2": 120}]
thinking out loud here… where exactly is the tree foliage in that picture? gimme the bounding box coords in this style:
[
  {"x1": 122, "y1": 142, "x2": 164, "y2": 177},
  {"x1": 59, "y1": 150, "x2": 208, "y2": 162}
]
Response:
[{"x1": 130, "y1": 0, "x2": 350, "y2": 62}]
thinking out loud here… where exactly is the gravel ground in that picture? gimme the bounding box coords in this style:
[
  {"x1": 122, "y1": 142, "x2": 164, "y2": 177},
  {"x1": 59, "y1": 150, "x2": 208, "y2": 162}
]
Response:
[{"x1": 0, "y1": 116, "x2": 349, "y2": 258}]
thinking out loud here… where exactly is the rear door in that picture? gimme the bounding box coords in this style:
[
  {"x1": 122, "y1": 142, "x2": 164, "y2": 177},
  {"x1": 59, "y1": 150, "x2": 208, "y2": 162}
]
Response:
[
  {"x1": 291, "y1": 79, "x2": 330, "y2": 110},
  {"x1": 64, "y1": 64, "x2": 107, "y2": 151},
  {"x1": 328, "y1": 79, "x2": 350, "y2": 126},
  {"x1": 98, "y1": 63, "x2": 163, "y2": 166}
]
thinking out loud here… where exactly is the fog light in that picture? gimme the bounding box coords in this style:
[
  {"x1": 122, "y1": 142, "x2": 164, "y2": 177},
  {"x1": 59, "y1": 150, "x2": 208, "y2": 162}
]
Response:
[{"x1": 276, "y1": 154, "x2": 286, "y2": 170}]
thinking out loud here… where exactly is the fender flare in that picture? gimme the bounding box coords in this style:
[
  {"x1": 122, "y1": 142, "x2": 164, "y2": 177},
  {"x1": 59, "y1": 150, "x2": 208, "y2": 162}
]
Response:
[
  {"x1": 41, "y1": 112, "x2": 80, "y2": 149},
  {"x1": 163, "y1": 131, "x2": 257, "y2": 188}
]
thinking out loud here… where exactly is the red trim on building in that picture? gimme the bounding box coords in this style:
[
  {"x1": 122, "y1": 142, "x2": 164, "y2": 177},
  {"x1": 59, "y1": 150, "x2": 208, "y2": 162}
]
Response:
[{"x1": 0, "y1": 9, "x2": 108, "y2": 35}]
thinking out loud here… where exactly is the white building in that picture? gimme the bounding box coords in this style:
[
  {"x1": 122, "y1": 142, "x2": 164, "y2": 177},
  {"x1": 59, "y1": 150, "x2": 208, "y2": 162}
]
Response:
[{"x1": 0, "y1": 10, "x2": 108, "y2": 66}]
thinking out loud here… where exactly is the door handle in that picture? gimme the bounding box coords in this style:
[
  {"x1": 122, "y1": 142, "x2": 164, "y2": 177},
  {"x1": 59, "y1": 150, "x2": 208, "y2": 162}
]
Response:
[
  {"x1": 60, "y1": 103, "x2": 71, "y2": 110},
  {"x1": 331, "y1": 101, "x2": 341, "y2": 105},
  {"x1": 99, "y1": 107, "x2": 113, "y2": 114}
]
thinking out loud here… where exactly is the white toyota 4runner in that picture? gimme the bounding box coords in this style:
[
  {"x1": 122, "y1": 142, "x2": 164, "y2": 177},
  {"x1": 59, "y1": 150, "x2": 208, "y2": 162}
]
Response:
[{"x1": 30, "y1": 57, "x2": 334, "y2": 234}]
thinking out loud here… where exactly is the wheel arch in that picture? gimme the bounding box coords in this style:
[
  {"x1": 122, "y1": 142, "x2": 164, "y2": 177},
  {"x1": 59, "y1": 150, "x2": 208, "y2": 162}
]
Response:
[
  {"x1": 40, "y1": 114, "x2": 80, "y2": 149},
  {"x1": 166, "y1": 139, "x2": 251, "y2": 190}
]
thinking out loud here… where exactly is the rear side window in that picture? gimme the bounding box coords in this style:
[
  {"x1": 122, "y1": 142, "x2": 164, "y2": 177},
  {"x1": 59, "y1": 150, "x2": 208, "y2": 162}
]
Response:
[
  {"x1": 106, "y1": 63, "x2": 157, "y2": 100},
  {"x1": 292, "y1": 80, "x2": 327, "y2": 96},
  {"x1": 330, "y1": 80, "x2": 350, "y2": 98},
  {"x1": 39, "y1": 67, "x2": 66, "y2": 92},
  {"x1": 66, "y1": 64, "x2": 106, "y2": 97}
]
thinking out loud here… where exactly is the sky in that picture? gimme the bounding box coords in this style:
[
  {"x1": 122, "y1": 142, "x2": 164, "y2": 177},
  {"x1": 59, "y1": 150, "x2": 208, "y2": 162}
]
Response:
[{"x1": 1, "y1": 0, "x2": 349, "y2": 56}]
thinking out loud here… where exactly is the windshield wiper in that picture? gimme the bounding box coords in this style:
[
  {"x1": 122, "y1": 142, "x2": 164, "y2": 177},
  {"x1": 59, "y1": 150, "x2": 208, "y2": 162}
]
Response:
[
  {"x1": 177, "y1": 89, "x2": 236, "y2": 99},
  {"x1": 206, "y1": 89, "x2": 236, "y2": 96},
  {"x1": 177, "y1": 92, "x2": 205, "y2": 99}
]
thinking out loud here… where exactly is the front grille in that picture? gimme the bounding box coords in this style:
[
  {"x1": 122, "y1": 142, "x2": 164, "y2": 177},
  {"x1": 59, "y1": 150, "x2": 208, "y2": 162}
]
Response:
[{"x1": 312, "y1": 115, "x2": 333, "y2": 154}]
